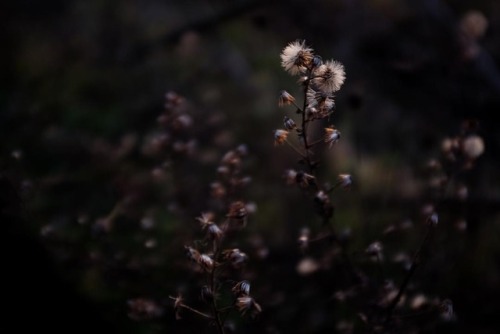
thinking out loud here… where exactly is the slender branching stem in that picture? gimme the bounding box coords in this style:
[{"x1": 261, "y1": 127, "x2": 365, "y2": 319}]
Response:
[
  {"x1": 384, "y1": 222, "x2": 435, "y2": 326},
  {"x1": 169, "y1": 297, "x2": 213, "y2": 319},
  {"x1": 284, "y1": 140, "x2": 306, "y2": 158}
]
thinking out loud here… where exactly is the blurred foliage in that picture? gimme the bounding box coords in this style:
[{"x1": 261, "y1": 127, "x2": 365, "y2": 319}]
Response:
[{"x1": 2, "y1": 0, "x2": 500, "y2": 333}]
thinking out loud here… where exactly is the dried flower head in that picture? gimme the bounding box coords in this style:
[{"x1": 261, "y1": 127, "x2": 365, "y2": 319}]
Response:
[
  {"x1": 236, "y1": 296, "x2": 262, "y2": 316},
  {"x1": 227, "y1": 201, "x2": 248, "y2": 226},
  {"x1": 338, "y1": 174, "x2": 352, "y2": 188},
  {"x1": 185, "y1": 246, "x2": 201, "y2": 262},
  {"x1": 278, "y1": 90, "x2": 296, "y2": 107},
  {"x1": 311, "y1": 60, "x2": 346, "y2": 93},
  {"x1": 281, "y1": 40, "x2": 314, "y2": 75},
  {"x1": 232, "y1": 280, "x2": 251, "y2": 296},
  {"x1": 196, "y1": 212, "x2": 215, "y2": 229},
  {"x1": 365, "y1": 241, "x2": 383, "y2": 257},
  {"x1": 428, "y1": 212, "x2": 439, "y2": 226},
  {"x1": 324, "y1": 127, "x2": 341, "y2": 148},
  {"x1": 223, "y1": 248, "x2": 248, "y2": 268},
  {"x1": 198, "y1": 254, "x2": 215, "y2": 271},
  {"x1": 306, "y1": 88, "x2": 335, "y2": 118},
  {"x1": 207, "y1": 223, "x2": 224, "y2": 241},
  {"x1": 439, "y1": 299, "x2": 454, "y2": 321},
  {"x1": 283, "y1": 116, "x2": 297, "y2": 130},
  {"x1": 462, "y1": 135, "x2": 484, "y2": 159},
  {"x1": 298, "y1": 227, "x2": 310, "y2": 251},
  {"x1": 274, "y1": 129, "x2": 289, "y2": 146}
]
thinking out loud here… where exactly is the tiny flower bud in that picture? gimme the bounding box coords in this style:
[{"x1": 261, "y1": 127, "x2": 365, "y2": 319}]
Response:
[
  {"x1": 428, "y1": 213, "x2": 439, "y2": 226},
  {"x1": 274, "y1": 129, "x2": 289, "y2": 146},
  {"x1": 462, "y1": 135, "x2": 484, "y2": 159},
  {"x1": 207, "y1": 224, "x2": 224, "y2": 240},
  {"x1": 223, "y1": 248, "x2": 248, "y2": 268},
  {"x1": 198, "y1": 254, "x2": 214, "y2": 271},
  {"x1": 365, "y1": 241, "x2": 383, "y2": 257},
  {"x1": 232, "y1": 280, "x2": 251, "y2": 296},
  {"x1": 236, "y1": 296, "x2": 262, "y2": 316},
  {"x1": 324, "y1": 127, "x2": 341, "y2": 148},
  {"x1": 338, "y1": 174, "x2": 352, "y2": 188},
  {"x1": 278, "y1": 90, "x2": 296, "y2": 107},
  {"x1": 283, "y1": 116, "x2": 297, "y2": 130}
]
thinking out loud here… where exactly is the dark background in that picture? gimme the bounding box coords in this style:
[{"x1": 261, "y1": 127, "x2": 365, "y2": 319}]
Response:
[{"x1": 2, "y1": 0, "x2": 500, "y2": 333}]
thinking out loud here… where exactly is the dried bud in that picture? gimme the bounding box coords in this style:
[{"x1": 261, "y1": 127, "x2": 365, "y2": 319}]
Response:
[
  {"x1": 298, "y1": 227, "x2": 310, "y2": 251},
  {"x1": 283, "y1": 116, "x2": 297, "y2": 130},
  {"x1": 274, "y1": 129, "x2": 289, "y2": 146},
  {"x1": 223, "y1": 248, "x2": 248, "y2": 268},
  {"x1": 324, "y1": 127, "x2": 341, "y2": 148},
  {"x1": 314, "y1": 190, "x2": 334, "y2": 219},
  {"x1": 236, "y1": 296, "x2": 262, "y2": 317},
  {"x1": 278, "y1": 90, "x2": 296, "y2": 107},
  {"x1": 232, "y1": 280, "x2": 251, "y2": 296},
  {"x1": 338, "y1": 174, "x2": 352, "y2": 188},
  {"x1": 462, "y1": 135, "x2": 484, "y2": 160},
  {"x1": 185, "y1": 246, "x2": 201, "y2": 262},
  {"x1": 221, "y1": 150, "x2": 241, "y2": 167},
  {"x1": 207, "y1": 224, "x2": 224, "y2": 241},
  {"x1": 227, "y1": 201, "x2": 248, "y2": 226},
  {"x1": 428, "y1": 213, "x2": 439, "y2": 226},
  {"x1": 365, "y1": 241, "x2": 383, "y2": 257},
  {"x1": 198, "y1": 254, "x2": 215, "y2": 271},
  {"x1": 196, "y1": 212, "x2": 215, "y2": 229},
  {"x1": 439, "y1": 299, "x2": 454, "y2": 321}
]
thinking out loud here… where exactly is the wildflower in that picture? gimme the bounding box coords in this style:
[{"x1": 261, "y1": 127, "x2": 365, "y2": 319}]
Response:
[
  {"x1": 462, "y1": 135, "x2": 484, "y2": 159},
  {"x1": 223, "y1": 248, "x2": 248, "y2": 268},
  {"x1": 298, "y1": 227, "x2": 310, "y2": 251},
  {"x1": 227, "y1": 201, "x2": 248, "y2": 226},
  {"x1": 274, "y1": 129, "x2": 289, "y2": 146},
  {"x1": 365, "y1": 241, "x2": 383, "y2": 258},
  {"x1": 280, "y1": 40, "x2": 314, "y2": 75},
  {"x1": 439, "y1": 299, "x2": 454, "y2": 321},
  {"x1": 278, "y1": 90, "x2": 296, "y2": 107},
  {"x1": 338, "y1": 174, "x2": 352, "y2": 188},
  {"x1": 314, "y1": 190, "x2": 334, "y2": 219},
  {"x1": 283, "y1": 116, "x2": 297, "y2": 130},
  {"x1": 236, "y1": 296, "x2": 262, "y2": 316},
  {"x1": 198, "y1": 254, "x2": 214, "y2": 271},
  {"x1": 185, "y1": 246, "x2": 201, "y2": 262},
  {"x1": 306, "y1": 88, "x2": 335, "y2": 118},
  {"x1": 311, "y1": 60, "x2": 346, "y2": 93},
  {"x1": 428, "y1": 212, "x2": 439, "y2": 226},
  {"x1": 324, "y1": 127, "x2": 341, "y2": 148},
  {"x1": 207, "y1": 224, "x2": 224, "y2": 241},
  {"x1": 232, "y1": 280, "x2": 251, "y2": 296},
  {"x1": 196, "y1": 212, "x2": 215, "y2": 229}
]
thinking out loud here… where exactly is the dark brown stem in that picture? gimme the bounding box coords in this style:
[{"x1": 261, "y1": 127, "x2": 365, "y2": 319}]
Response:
[
  {"x1": 210, "y1": 240, "x2": 226, "y2": 334},
  {"x1": 384, "y1": 222, "x2": 435, "y2": 326}
]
